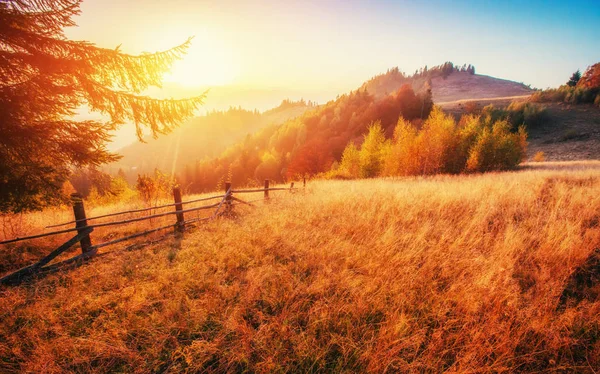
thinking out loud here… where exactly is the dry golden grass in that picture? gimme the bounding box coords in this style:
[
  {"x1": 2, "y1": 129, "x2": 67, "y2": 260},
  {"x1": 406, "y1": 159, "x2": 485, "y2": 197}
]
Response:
[{"x1": 2, "y1": 161, "x2": 600, "y2": 372}]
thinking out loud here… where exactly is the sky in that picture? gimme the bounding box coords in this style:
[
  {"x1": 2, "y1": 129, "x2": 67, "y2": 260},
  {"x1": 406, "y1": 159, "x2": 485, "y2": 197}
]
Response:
[{"x1": 66, "y1": 0, "x2": 600, "y2": 148}]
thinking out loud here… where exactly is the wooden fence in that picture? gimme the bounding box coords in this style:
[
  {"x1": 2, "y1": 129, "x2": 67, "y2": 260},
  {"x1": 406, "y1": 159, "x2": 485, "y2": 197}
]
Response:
[{"x1": 0, "y1": 179, "x2": 303, "y2": 286}]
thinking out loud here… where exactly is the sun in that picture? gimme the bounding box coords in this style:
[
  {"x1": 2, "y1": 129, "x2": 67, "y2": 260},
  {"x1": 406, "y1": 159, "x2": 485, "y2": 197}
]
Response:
[{"x1": 164, "y1": 36, "x2": 238, "y2": 87}]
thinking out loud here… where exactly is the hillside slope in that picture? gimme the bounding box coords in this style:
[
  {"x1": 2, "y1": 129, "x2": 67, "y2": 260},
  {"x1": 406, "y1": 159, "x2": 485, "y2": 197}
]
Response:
[
  {"x1": 361, "y1": 64, "x2": 532, "y2": 102},
  {"x1": 2, "y1": 163, "x2": 600, "y2": 372},
  {"x1": 527, "y1": 103, "x2": 600, "y2": 160},
  {"x1": 431, "y1": 71, "x2": 532, "y2": 103},
  {"x1": 440, "y1": 98, "x2": 600, "y2": 162},
  {"x1": 108, "y1": 101, "x2": 314, "y2": 178}
]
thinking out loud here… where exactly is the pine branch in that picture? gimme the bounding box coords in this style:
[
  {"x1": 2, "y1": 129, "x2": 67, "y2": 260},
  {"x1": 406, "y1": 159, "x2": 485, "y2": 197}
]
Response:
[
  {"x1": 1, "y1": 29, "x2": 194, "y2": 92},
  {"x1": 1, "y1": 0, "x2": 80, "y2": 37},
  {"x1": 79, "y1": 77, "x2": 207, "y2": 138}
]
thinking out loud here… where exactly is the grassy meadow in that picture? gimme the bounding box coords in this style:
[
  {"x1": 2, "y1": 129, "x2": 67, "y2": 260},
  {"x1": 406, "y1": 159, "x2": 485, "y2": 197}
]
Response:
[{"x1": 2, "y1": 161, "x2": 600, "y2": 372}]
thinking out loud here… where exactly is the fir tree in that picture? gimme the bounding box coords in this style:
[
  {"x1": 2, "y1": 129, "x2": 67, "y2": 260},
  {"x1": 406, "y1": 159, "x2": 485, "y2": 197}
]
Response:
[
  {"x1": 0, "y1": 0, "x2": 205, "y2": 212},
  {"x1": 567, "y1": 70, "x2": 581, "y2": 87}
]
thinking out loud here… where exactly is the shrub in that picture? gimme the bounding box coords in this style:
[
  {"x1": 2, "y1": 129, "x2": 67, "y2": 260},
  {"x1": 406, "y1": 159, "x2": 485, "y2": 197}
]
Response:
[
  {"x1": 530, "y1": 88, "x2": 566, "y2": 103},
  {"x1": 481, "y1": 102, "x2": 547, "y2": 130},
  {"x1": 533, "y1": 151, "x2": 545, "y2": 162},
  {"x1": 466, "y1": 122, "x2": 527, "y2": 172},
  {"x1": 530, "y1": 85, "x2": 599, "y2": 106},
  {"x1": 507, "y1": 101, "x2": 548, "y2": 129},
  {"x1": 87, "y1": 176, "x2": 135, "y2": 207},
  {"x1": 136, "y1": 169, "x2": 175, "y2": 205},
  {"x1": 464, "y1": 101, "x2": 480, "y2": 114}
]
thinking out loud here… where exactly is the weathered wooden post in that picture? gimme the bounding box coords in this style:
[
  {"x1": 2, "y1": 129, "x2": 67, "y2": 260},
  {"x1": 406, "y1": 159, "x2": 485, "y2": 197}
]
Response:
[
  {"x1": 225, "y1": 182, "x2": 232, "y2": 213},
  {"x1": 290, "y1": 182, "x2": 294, "y2": 192},
  {"x1": 264, "y1": 179, "x2": 270, "y2": 201},
  {"x1": 71, "y1": 193, "x2": 92, "y2": 253},
  {"x1": 173, "y1": 186, "x2": 184, "y2": 233},
  {"x1": 303, "y1": 176, "x2": 306, "y2": 188}
]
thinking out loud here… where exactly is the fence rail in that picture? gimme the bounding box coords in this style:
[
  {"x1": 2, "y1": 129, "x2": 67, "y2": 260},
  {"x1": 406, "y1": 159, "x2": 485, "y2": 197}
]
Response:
[
  {"x1": 45, "y1": 194, "x2": 227, "y2": 229},
  {"x1": 0, "y1": 179, "x2": 302, "y2": 285}
]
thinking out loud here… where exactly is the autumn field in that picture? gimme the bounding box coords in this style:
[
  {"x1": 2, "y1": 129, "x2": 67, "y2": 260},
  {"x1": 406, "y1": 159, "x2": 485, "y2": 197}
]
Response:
[{"x1": 0, "y1": 161, "x2": 599, "y2": 372}]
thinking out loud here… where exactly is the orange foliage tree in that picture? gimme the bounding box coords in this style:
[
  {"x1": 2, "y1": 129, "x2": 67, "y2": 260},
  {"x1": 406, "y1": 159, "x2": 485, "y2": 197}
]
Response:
[{"x1": 577, "y1": 63, "x2": 600, "y2": 89}]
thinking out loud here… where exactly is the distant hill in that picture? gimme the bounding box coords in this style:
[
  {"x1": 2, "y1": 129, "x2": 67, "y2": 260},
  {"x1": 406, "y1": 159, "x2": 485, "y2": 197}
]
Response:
[
  {"x1": 112, "y1": 62, "x2": 538, "y2": 189},
  {"x1": 107, "y1": 100, "x2": 315, "y2": 182},
  {"x1": 361, "y1": 62, "x2": 533, "y2": 102}
]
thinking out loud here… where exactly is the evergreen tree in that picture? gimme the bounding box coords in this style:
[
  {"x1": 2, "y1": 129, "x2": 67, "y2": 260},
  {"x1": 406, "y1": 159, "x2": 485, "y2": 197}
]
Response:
[
  {"x1": 567, "y1": 70, "x2": 582, "y2": 87},
  {"x1": 421, "y1": 80, "x2": 433, "y2": 119},
  {"x1": 0, "y1": 1, "x2": 205, "y2": 212}
]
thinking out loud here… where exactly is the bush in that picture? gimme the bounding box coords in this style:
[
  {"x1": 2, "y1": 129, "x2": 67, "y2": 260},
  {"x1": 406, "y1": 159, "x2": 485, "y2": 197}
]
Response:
[
  {"x1": 531, "y1": 85, "x2": 599, "y2": 106},
  {"x1": 481, "y1": 102, "x2": 547, "y2": 130},
  {"x1": 464, "y1": 101, "x2": 480, "y2": 114},
  {"x1": 533, "y1": 151, "x2": 545, "y2": 162},
  {"x1": 507, "y1": 101, "x2": 548, "y2": 129},
  {"x1": 87, "y1": 176, "x2": 136, "y2": 207},
  {"x1": 530, "y1": 89, "x2": 566, "y2": 103},
  {"x1": 136, "y1": 169, "x2": 175, "y2": 205},
  {"x1": 466, "y1": 122, "x2": 527, "y2": 172}
]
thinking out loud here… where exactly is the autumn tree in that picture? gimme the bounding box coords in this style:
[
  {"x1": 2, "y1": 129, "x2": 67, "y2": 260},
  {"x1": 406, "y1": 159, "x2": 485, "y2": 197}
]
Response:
[
  {"x1": 578, "y1": 63, "x2": 600, "y2": 89},
  {"x1": 0, "y1": 0, "x2": 205, "y2": 212},
  {"x1": 286, "y1": 139, "x2": 332, "y2": 179},
  {"x1": 358, "y1": 122, "x2": 388, "y2": 178}
]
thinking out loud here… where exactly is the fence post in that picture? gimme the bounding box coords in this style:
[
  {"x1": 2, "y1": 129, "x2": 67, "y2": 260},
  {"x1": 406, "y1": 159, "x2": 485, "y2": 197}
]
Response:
[
  {"x1": 290, "y1": 182, "x2": 294, "y2": 191},
  {"x1": 225, "y1": 181, "x2": 232, "y2": 213},
  {"x1": 173, "y1": 186, "x2": 184, "y2": 233},
  {"x1": 303, "y1": 177, "x2": 306, "y2": 188},
  {"x1": 264, "y1": 179, "x2": 270, "y2": 201},
  {"x1": 71, "y1": 193, "x2": 92, "y2": 253}
]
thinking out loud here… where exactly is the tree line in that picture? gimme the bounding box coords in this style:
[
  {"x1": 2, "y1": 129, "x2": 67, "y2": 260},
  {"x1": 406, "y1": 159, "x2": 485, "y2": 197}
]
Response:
[
  {"x1": 532, "y1": 63, "x2": 600, "y2": 106},
  {"x1": 330, "y1": 107, "x2": 527, "y2": 179},
  {"x1": 173, "y1": 85, "x2": 433, "y2": 193}
]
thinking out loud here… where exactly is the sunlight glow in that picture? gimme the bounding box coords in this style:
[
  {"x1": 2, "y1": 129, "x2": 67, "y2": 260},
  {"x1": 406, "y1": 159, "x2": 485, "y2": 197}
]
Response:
[{"x1": 163, "y1": 35, "x2": 238, "y2": 87}]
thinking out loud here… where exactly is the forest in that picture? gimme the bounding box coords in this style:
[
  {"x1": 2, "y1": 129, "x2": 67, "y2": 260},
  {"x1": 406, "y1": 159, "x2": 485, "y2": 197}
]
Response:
[
  {"x1": 69, "y1": 61, "x2": 543, "y2": 200},
  {"x1": 177, "y1": 84, "x2": 433, "y2": 192}
]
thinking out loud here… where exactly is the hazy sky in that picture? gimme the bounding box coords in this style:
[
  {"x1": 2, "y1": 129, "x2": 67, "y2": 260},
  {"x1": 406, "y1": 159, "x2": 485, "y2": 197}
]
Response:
[
  {"x1": 67, "y1": 0, "x2": 600, "y2": 149},
  {"x1": 67, "y1": 0, "x2": 599, "y2": 93}
]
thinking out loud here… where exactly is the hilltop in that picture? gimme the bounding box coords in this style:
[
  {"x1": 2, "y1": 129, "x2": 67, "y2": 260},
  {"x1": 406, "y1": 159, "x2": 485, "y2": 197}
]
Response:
[
  {"x1": 430, "y1": 72, "x2": 532, "y2": 103},
  {"x1": 361, "y1": 63, "x2": 533, "y2": 101}
]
